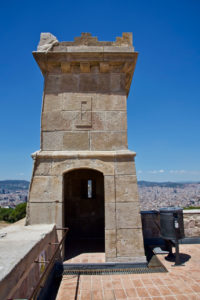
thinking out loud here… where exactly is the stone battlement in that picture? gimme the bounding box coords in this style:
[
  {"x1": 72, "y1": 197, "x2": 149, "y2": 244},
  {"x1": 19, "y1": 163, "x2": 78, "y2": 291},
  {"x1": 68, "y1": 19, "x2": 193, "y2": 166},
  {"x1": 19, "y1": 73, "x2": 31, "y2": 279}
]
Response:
[{"x1": 37, "y1": 32, "x2": 134, "y2": 53}]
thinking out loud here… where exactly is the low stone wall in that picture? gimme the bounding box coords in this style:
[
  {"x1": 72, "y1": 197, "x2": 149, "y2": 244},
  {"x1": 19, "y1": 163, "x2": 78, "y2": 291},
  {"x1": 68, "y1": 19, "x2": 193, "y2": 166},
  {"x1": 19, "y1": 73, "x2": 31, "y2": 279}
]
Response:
[
  {"x1": 183, "y1": 210, "x2": 200, "y2": 237},
  {"x1": 0, "y1": 223, "x2": 59, "y2": 300},
  {"x1": 141, "y1": 209, "x2": 200, "y2": 240}
]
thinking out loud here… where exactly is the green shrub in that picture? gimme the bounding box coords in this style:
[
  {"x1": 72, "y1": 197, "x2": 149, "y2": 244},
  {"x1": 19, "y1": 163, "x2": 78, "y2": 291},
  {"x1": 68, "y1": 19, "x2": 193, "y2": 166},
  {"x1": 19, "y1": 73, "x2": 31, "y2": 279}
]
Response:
[
  {"x1": 0, "y1": 203, "x2": 27, "y2": 223},
  {"x1": 0, "y1": 207, "x2": 13, "y2": 222},
  {"x1": 183, "y1": 206, "x2": 200, "y2": 210}
]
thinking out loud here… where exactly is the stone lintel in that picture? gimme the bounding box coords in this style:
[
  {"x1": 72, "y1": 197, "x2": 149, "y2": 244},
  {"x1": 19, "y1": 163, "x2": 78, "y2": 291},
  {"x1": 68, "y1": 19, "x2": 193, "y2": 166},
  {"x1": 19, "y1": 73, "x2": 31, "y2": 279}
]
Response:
[{"x1": 31, "y1": 150, "x2": 136, "y2": 159}]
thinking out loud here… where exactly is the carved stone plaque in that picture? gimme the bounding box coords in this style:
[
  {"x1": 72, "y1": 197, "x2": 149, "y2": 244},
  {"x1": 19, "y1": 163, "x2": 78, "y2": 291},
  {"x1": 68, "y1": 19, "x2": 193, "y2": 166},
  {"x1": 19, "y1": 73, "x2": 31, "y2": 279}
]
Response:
[{"x1": 76, "y1": 97, "x2": 92, "y2": 128}]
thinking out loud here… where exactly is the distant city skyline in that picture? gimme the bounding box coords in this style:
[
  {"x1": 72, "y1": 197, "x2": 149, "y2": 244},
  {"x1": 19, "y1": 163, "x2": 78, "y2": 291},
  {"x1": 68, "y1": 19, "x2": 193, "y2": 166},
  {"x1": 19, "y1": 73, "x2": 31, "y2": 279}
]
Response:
[{"x1": 0, "y1": 0, "x2": 200, "y2": 182}]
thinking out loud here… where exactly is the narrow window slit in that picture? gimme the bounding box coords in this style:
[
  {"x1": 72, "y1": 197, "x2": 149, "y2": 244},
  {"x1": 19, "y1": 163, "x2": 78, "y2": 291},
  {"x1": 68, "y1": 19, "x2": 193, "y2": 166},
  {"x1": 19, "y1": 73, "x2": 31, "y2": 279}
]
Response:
[{"x1": 88, "y1": 179, "x2": 92, "y2": 198}]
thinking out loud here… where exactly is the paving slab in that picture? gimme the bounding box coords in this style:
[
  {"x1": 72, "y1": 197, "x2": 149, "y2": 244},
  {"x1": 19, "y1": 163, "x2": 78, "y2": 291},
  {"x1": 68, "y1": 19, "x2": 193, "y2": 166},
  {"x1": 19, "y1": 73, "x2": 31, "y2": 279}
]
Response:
[{"x1": 56, "y1": 244, "x2": 200, "y2": 299}]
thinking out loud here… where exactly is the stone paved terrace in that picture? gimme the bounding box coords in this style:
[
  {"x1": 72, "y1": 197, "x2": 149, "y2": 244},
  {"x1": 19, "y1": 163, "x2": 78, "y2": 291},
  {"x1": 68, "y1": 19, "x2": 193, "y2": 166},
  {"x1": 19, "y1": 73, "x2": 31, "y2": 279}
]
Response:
[{"x1": 56, "y1": 244, "x2": 200, "y2": 300}]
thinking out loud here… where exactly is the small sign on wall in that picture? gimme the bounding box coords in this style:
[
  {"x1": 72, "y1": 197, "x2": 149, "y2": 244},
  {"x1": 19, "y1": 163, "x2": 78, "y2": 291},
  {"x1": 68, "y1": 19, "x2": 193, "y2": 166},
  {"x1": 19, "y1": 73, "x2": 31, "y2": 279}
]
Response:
[{"x1": 38, "y1": 250, "x2": 46, "y2": 274}]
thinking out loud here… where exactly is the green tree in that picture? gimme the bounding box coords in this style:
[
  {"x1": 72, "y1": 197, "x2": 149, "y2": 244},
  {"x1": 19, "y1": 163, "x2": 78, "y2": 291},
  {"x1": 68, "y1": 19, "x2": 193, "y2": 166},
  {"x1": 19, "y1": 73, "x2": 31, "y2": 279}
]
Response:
[
  {"x1": 0, "y1": 207, "x2": 13, "y2": 221},
  {"x1": 8, "y1": 203, "x2": 27, "y2": 223},
  {"x1": 0, "y1": 203, "x2": 27, "y2": 223}
]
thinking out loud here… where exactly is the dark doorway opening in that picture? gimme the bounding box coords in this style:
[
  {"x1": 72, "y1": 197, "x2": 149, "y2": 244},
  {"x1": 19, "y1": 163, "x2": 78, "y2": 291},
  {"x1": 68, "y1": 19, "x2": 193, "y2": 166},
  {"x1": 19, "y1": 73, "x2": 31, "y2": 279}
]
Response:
[{"x1": 64, "y1": 169, "x2": 105, "y2": 259}]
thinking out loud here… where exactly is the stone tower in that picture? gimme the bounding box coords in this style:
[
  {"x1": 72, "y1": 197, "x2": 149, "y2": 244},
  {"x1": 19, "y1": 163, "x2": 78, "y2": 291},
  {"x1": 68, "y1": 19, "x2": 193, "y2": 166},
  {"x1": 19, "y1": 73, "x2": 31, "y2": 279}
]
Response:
[{"x1": 27, "y1": 32, "x2": 146, "y2": 263}]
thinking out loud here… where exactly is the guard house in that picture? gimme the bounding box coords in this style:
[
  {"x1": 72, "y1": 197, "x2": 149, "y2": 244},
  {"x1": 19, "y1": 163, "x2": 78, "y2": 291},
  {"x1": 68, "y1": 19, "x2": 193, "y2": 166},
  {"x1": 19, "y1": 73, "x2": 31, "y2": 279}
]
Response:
[{"x1": 26, "y1": 33, "x2": 146, "y2": 263}]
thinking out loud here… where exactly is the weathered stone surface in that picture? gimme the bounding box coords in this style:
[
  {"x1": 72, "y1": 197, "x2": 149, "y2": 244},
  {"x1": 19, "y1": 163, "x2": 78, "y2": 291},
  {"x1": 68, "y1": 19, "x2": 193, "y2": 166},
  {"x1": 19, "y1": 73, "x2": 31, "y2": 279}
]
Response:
[
  {"x1": 117, "y1": 229, "x2": 145, "y2": 257},
  {"x1": 105, "y1": 203, "x2": 116, "y2": 230},
  {"x1": 43, "y1": 94, "x2": 62, "y2": 111},
  {"x1": 105, "y1": 230, "x2": 116, "y2": 258},
  {"x1": 79, "y1": 74, "x2": 113, "y2": 93},
  {"x1": 45, "y1": 74, "x2": 61, "y2": 94},
  {"x1": 80, "y1": 62, "x2": 90, "y2": 73},
  {"x1": 110, "y1": 74, "x2": 126, "y2": 92},
  {"x1": 42, "y1": 131, "x2": 63, "y2": 150},
  {"x1": 62, "y1": 93, "x2": 92, "y2": 111},
  {"x1": 98, "y1": 74, "x2": 110, "y2": 92},
  {"x1": 42, "y1": 107, "x2": 126, "y2": 133},
  {"x1": 61, "y1": 62, "x2": 71, "y2": 73},
  {"x1": 100, "y1": 62, "x2": 109, "y2": 73},
  {"x1": 91, "y1": 132, "x2": 127, "y2": 150},
  {"x1": 105, "y1": 111, "x2": 127, "y2": 131},
  {"x1": 60, "y1": 74, "x2": 79, "y2": 92},
  {"x1": 184, "y1": 211, "x2": 200, "y2": 237},
  {"x1": 28, "y1": 202, "x2": 62, "y2": 227},
  {"x1": 50, "y1": 157, "x2": 114, "y2": 176},
  {"x1": 42, "y1": 111, "x2": 76, "y2": 131},
  {"x1": 116, "y1": 202, "x2": 142, "y2": 229},
  {"x1": 92, "y1": 94, "x2": 126, "y2": 111},
  {"x1": 63, "y1": 132, "x2": 89, "y2": 150},
  {"x1": 34, "y1": 159, "x2": 52, "y2": 176},
  {"x1": 115, "y1": 175, "x2": 139, "y2": 202},
  {"x1": 29, "y1": 176, "x2": 62, "y2": 202},
  {"x1": 37, "y1": 32, "x2": 58, "y2": 52},
  {"x1": 79, "y1": 74, "x2": 98, "y2": 92},
  {"x1": 91, "y1": 112, "x2": 105, "y2": 130},
  {"x1": 115, "y1": 156, "x2": 136, "y2": 175},
  {"x1": 104, "y1": 176, "x2": 115, "y2": 203}
]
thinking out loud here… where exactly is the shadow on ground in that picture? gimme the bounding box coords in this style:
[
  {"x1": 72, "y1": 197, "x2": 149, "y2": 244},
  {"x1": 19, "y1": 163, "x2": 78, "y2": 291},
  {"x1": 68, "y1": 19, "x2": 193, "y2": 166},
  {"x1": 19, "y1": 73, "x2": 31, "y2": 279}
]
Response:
[
  {"x1": 165, "y1": 253, "x2": 191, "y2": 264},
  {"x1": 65, "y1": 238, "x2": 105, "y2": 260}
]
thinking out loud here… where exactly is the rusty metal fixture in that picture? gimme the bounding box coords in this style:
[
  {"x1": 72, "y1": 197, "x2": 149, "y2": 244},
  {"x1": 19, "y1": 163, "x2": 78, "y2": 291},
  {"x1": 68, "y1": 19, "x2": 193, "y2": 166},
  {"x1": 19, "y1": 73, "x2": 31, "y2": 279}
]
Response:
[{"x1": 29, "y1": 227, "x2": 69, "y2": 300}]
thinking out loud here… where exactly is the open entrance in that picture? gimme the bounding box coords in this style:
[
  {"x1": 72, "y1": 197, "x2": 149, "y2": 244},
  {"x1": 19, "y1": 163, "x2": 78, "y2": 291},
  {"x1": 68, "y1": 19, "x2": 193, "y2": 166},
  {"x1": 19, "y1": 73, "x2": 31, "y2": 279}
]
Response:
[{"x1": 64, "y1": 169, "x2": 105, "y2": 259}]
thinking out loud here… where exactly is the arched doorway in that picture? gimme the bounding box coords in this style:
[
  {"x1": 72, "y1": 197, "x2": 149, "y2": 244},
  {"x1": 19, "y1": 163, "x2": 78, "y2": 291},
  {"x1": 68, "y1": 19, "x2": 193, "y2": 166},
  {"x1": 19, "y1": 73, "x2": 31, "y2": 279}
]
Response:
[{"x1": 64, "y1": 168, "x2": 105, "y2": 258}]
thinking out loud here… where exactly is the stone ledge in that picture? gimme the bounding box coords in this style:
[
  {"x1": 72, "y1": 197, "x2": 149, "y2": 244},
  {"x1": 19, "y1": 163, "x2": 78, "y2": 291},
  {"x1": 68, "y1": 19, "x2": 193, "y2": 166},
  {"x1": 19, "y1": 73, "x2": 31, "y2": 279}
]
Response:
[
  {"x1": 0, "y1": 223, "x2": 58, "y2": 299},
  {"x1": 183, "y1": 209, "x2": 200, "y2": 214},
  {"x1": 0, "y1": 223, "x2": 55, "y2": 282},
  {"x1": 31, "y1": 149, "x2": 136, "y2": 159}
]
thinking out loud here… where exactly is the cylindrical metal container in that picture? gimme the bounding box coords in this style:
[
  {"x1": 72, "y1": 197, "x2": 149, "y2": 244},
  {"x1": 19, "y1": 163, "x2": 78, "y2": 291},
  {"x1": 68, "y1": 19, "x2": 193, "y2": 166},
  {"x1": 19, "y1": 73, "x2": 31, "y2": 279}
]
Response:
[{"x1": 159, "y1": 207, "x2": 185, "y2": 240}]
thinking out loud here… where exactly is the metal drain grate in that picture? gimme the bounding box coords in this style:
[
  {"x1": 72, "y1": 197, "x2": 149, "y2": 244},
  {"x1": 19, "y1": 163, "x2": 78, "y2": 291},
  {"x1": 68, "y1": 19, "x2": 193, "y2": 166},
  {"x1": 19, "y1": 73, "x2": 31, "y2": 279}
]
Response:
[
  {"x1": 63, "y1": 266, "x2": 167, "y2": 275},
  {"x1": 63, "y1": 260, "x2": 167, "y2": 275}
]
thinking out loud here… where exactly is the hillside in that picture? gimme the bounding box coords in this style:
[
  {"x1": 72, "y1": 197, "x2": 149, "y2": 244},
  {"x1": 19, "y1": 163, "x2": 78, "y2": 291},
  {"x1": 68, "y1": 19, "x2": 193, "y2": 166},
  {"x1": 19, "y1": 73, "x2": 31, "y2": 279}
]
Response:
[
  {"x1": 0, "y1": 180, "x2": 30, "y2": 192},
  {"x1": 0, "y1": 179, "x2": 199, "y2": 191},
  {"x1": 137, "y1": 180, "x2": 200, "y2": 188}
]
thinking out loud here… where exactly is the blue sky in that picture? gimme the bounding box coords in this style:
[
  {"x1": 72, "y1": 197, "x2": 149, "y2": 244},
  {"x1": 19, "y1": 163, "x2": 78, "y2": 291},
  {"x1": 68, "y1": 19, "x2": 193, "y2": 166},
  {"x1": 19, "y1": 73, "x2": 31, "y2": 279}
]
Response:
[{"x1": 0, "y1": 0, "x2": 199, "y2": 182}]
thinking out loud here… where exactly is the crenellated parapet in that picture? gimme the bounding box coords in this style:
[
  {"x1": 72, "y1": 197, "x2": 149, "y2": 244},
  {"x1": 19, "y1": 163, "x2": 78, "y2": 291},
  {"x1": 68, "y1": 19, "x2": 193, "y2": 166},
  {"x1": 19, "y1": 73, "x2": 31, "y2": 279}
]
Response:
[
  {"x1": 33, "y1": 32, "x2": 138, "y2": 96},
  {"x1": 37, "y1": 32, "x2": 133, "y2": 50}
]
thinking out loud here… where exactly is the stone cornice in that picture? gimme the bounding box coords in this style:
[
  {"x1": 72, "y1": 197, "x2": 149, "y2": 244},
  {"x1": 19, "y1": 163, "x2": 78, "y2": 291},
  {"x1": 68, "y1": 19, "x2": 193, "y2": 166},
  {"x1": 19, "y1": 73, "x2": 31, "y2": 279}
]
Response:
[
  {"x1": 31, "y1": 150, "x2": 136, "y2": 159},
  {"x1": 33, "y1": 51, "x2": 138, "y2": 95}
]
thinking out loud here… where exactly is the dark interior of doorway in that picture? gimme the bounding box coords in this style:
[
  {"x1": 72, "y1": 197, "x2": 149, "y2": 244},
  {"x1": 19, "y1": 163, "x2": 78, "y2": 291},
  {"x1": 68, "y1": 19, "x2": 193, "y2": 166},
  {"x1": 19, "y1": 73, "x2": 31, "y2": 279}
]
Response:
[{"x1": 64, "y1": 169, "x2": 105, "y2": 260}]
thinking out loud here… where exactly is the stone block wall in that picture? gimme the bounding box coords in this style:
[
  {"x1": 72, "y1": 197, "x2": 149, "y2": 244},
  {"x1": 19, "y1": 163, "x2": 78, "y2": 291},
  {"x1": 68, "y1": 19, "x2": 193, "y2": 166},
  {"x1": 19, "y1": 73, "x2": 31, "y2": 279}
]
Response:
[
  {"x1": 27, "y1": 152, "x2": 146, "y2": 263},
  {"x1": 42, "y1": 90, "x2": 127, "y2": 151},
  {"x1": 183, "y1": 210, "x2": 200, "y2": 237}
]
